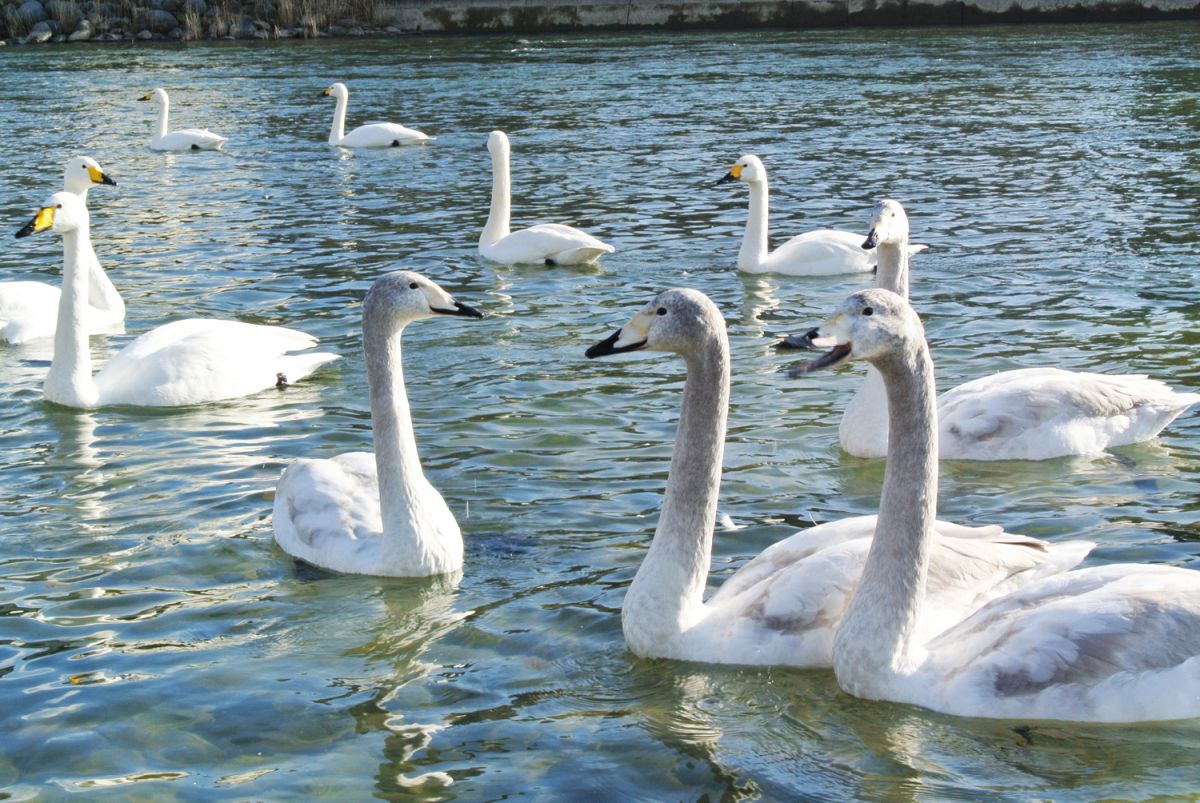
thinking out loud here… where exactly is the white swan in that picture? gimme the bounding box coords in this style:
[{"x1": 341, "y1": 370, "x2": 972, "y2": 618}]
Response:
[
  {"x1": 2, "y1": 156, "x2": 125, "y2": 344},
  {"x1": 585, "y1": 289, "x2": 1091, "y2": 667},
  {"x1": 16, "y1": 192, "x2": 337, "y2": 408},
  {"x1": 322, "y1": 82, "x2": 431, "y2": 148},
  {"x1": 138, "y1": 88, "x2": 227, "y2": 152},
  {"x1": 815, "y1": 199, "x2": 1200, "y2": 460},
  {"x1": 273, "y1": 270, "x2": 483, "y2": 577},
  {"x1": 718, "y1": 155, "x2": 923, "y2": 276},
  {"x1": 479, "y1": 130, "x2": 614, "y2": 266},
  {"x1": 791, "y1": 288, "x2": 1200, "y2": 722}
]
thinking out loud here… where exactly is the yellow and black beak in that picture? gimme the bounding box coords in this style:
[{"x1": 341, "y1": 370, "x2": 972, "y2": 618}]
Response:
[
  {"x1": 321, "y1": 87, "x2": 332, "y2": 97},
  {"x1": 89, "y1": 165, "x2": 117, "y2": 187},
  {"x1": 137, "y1": 91, "x2": 152, "y2": 102},
  {"x1": 716, "y1": 163, "x2": 743, "y2": 185},
  {"x1": 15, "y1": 206, "x2": 55, "y2": 239}
]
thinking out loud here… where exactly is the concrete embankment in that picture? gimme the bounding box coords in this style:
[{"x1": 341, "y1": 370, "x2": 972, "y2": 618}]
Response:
[{"x1": 380, "y1": 0, "x2": 1199, "y2": 32}]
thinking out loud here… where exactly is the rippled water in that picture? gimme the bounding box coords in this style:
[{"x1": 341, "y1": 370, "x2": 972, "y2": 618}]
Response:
[{"x1": 1, "y1": 23, "x2": 1199, "y2": 798}]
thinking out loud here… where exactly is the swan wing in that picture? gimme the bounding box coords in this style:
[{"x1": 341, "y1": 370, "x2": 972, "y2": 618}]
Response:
[
  {"x1": 481, "y1": 223, "x2": 613, "y2": 265},
  {"x1": 273, "y1": 452, "x2": 384, "y2": 574},
  {"x1": 153, "y1": 129, "x2": 226, "y2": 151},
  {"x1": 0, "y1": 281, "x2": 61, "y2": 343},
  {"x1": 937, "y1": 367, "x2": 1200, "y2": 460},
  {"x1": 341, "y1": 123, "x2": 430, "y2": 147},
  {"x1": 760, "y1": 229, "x2": 875, "y2": 276},
  {"x1": 919, "y1": 564, "x2": 1200, "y2": 721},
  {"x1": 94, "y1": 318, "x2": 338, "y2": 406}
]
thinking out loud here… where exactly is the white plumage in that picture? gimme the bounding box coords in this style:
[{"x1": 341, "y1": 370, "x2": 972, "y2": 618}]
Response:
[
  {"x1": 323, "y1": 82, "x2": 430, "y2": 148},
  {"x1": 139, "y1": 88, "x2": 227, "y2": 152}
]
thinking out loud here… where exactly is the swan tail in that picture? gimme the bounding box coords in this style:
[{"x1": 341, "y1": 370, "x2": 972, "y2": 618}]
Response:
[
  {"x1": 907, "y1": 244, "x2": 929, "y2": 256},
  {"x1": 549, "y1": 244, "x2": 614, "y2": 265},
  {"x1": 277, "y1": 351, "x2": 340, "y2": 385}
]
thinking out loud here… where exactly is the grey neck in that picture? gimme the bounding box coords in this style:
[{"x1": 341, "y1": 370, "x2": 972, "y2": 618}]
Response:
[
  {"x1": 834, "y1": 338, "x2": 938, "y2": 679},
  {"x1": 875, "y1": 241, "x2": 909, "y2": 299},
  {"x1": 624, "y1": 331, "x2": 730, "y2": 637}
]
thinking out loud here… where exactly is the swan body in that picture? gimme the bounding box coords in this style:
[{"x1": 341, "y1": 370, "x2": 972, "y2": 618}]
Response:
[
  {"x1": 794, "y1": 288, "x2": 1200, "y2": 722},
  {"x1": 586, "y1": 289, "x2": 1091, "y2": 667},
  {"x1": 323, "y1": 82, "x2": 430, "y2": 148},
  {"x1": 836, "y1": 200, "x2": 1199, "y2": 460},
  {"x1": 2, "y1": 157, "x2": 124, "y2": 344},
  {"x1": 273, "y1": 271, "x2": 483, "y2": 577},
  {"x1": 139, "y1": 88, "x2": 226, "y2": 151},
  {"x1": 719, "y1": 155, "x2": 924, "y2": 277},
  {"x1": 480, "y1": 130, "x2": 614, "y2": 266},
  {"x1": 17, "y1": 192, "x2": 336, "y2": 408}
]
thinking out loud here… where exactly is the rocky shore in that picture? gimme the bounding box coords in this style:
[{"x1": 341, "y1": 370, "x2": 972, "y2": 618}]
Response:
[{"x1": 1, "y1": 0, "x2": 390, "y2": 43}]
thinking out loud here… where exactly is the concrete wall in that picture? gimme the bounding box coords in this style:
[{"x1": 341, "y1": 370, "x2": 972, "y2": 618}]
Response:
[{"x1": 378, "y1": 0, "x2": 1198, "y2": 32}]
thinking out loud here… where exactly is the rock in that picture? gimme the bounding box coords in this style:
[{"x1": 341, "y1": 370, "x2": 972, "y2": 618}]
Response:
[
  {"x1": 17, "y1": 0, "x2": 48, "y2": 23},
  {"x1": 136, "y1": 28, "x2": 153, "y2": 39},
  {"x1": 24, "y1": 20, "x2": 54, "y2": 42},
  {"x1": 97, "y1": 31, "x2": 120, "y2": 40},
  {"x1": 251, "y1": 17, "x2": 270, "y2": 30},
  {"x1": 348, "y1": 25, "x2": 365, "y2": 36},
  {"x1": 68, "y1": 19, "x2": 93, "y2": 40},
  {"x1": 326, "y1": 23, "x2": 345, "y2": 34},
  {"x1": 237, "y1": 16, "x2": 255, "y2": 37},
  {"x1": 159, "y1": 0, "x2": 183, "y2": 11},
  {"x1": 141, "y1": 8, "x2": 178, "y2": 32},
  {"x1": 51, "y1": 32, "x2": 66, "y2": 41},
  {"x1": 252, "y1": 28, "x2": 269, "y2": 38}
]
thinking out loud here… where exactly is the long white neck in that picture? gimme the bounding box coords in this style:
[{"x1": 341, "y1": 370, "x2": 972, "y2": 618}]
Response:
[
  {"x1": 81, "y1": 220, "x2": 124, "y2": 320},
  {"x1": 363, "y1": 312, "x2": 459, "y2": 574},
  {"x1": 622, "y1": 334, "x2": 730, "y2": 654},
  {"x1": 45, "y1": 224, "x2": 100, "y2": 409},
  {"x1": 738, "y1": 178, "x2": 770, "y2": 271},
  {"x1": 840, "y1": 237, "x2": 910, "y2": 454},
  {"x1": 329, "y1": 92, "x2": 347, "y2": 145},
  {"x1": 833, "y1": 339, "x2": 938, "y2": 696},
  {"x1": 154, "y1": 98, "x2": 169, "y2": 140},
  {"x1": 481, "y1": 146, "x2": 511, "y2": 247}
]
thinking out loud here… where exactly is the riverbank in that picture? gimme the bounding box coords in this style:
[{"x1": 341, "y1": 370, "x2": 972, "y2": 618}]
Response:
[{"x1": 1, "y1": 0, "x2": 1196, "y2": 43}]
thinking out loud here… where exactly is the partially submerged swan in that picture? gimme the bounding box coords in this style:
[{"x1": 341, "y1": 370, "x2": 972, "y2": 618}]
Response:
[
  {"x1": 138, "y1": 88, "x2": 227, "y2": 152},
  {"x1": 791, "y1": 288, "x2": 1200, "y2": 722},
  {"x1": 479, "y1": 130, "x2": 614, "y2": 266},
  {"x1": 16, "y1": 192, "x2": 336, "y2": 408},
  {"x1": 586, "y1": 288, "x2": 1090, "y2": 667},
  {"x1": 3, "y1": 156, "x2": 124, "y2": 344},
  {"x1": 718, "y1": 155, "x2": 923, "y2": 276},
  {"x1": 322, "y1": 82, "x2": 431, "y2": 148},
  {"x1": 797, "y1": 199, "x2": 1200, "y2": 460},
  {"x1": 273, "y1": 271, "x2": 483, "y2": 577}
]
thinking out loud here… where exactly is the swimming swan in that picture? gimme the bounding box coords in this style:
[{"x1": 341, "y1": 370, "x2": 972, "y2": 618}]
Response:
[
  {"x1": 717, "y1": 155, "x2": 923, "y2": 276},
  {"x1": 813, "y1": 199, "x2": 1200, "y2": 460},
  {"x1": 585, "y1": 288, "x2": 1090, "y2": 667},
  {"x1": 16, "y1": 192, "x2": 336, "y2": 408},
  {"x1": 273, "y1": 271, "x2": 483, "y2": 577},
  {"x1": 2, "y1": 156, "x2": 124, "y2": 344},
  {"x1": 323, "y1": 82, "x2": 431, "y2": 148},
  {"x1": 791, "y1": 288, "x2": 1200, "y2": 722},
  {"x1": 138, "y1": 88, "x2": 227, "y2": 152},
  {"x1": 479, "y1": 130, "x2": 614, "y2": 266}
]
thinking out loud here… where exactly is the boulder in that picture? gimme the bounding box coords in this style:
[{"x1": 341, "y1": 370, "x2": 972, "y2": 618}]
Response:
[
  {"x1": 142, "y1": 8, "x2": 178, "y2": 32},
  {"x1": 18, "y1": 0, "x2": 48, "y2": 23},
  {"x1": 136, "y1": 28, "x2": 153, "y2": 38},
  {"x1": 67, "y1": 18, "x2": 92, "y2": 39},
  {"x1": 24, "y1": 20, "x2": 54, "y2": 42},
  {"x1": 236, "y1": 16, "x2": 255, "y2": 37}
]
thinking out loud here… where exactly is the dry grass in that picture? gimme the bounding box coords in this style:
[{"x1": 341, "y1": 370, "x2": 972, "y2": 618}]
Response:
[{"x1": 47, "y1": 0, "x2": 84, "y2": 31}]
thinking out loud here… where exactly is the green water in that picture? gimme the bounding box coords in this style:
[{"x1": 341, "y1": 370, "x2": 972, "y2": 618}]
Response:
[{"x1": 1, "y1": 24, "x2": 1198, "y2": 799}]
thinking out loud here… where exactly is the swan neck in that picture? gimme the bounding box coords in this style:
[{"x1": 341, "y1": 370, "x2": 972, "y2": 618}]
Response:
[
  {"x1": 481, "y1": 146, "x2": 511, "y2": 245},
  {"x1": 155, "y1": 99, "x2": 169, "y2": 139},
  {"x1": 329, "y1": 92, "x2": 347, "y2": 145},
  {"x1": 739, "y1": 178, "x2": 769, "y2": 271},
  {"x1": 45, "y1": 226, "x2": 99, "y2": 408},
  {"x1": 85, "y1": 242, "x2": 124, "y2": 320},
  {"x1": 834, "y1": 339, "x2": 938, "y2": 684},
  {"x1": 624, "y1": 334, "x2": 730, "y2": 648},
  {"x1": 875, "y1": 241, "x2": 910, "y2": 299}
]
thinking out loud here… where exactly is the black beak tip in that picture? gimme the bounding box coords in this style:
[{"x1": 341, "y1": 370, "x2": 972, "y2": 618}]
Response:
[
  {"x1": 102, "y1": 176, "x2": 117, "y2": 187},
  {"x1": 457, "y1": 302, "x2": 484, "y2": 319},
  {"x1": 862, "y1": 229, "x2": 879, "y2": 250},
  {"x1": 715, "y1": 173, "x2": 736, "y2": 186},
  {"x1": 15, "y1": 223, "x2": 34, "y2": 239},
  {"x1": 585, "y1": 329, "x2": 620, "y2": 359},
  {"x1": 776, "y1": 327, "x2": 821, "y2": 351}
]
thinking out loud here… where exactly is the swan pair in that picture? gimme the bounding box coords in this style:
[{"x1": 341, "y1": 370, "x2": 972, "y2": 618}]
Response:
[
  {"x1": 16, "y1": 191, "x2": 337, "y2": 408},
  {"x1": 139, "y1": 88, "x2": 227, "y2": 151},
  {"x1": 784, "y1": 288, "x2": 1200, "y2": 722},
  {"x1": 795, "y1": 199, "x2": 1199, "y2": 460},
  {"x1": 322, "y1": 82, "x2": 431, "y2": 148},
  {"x1": 719, "y1": 155, "x2": 925, "y2": 276},
  {"x1": 3, "y1": 157, "x2": 124, "y2": 344}
]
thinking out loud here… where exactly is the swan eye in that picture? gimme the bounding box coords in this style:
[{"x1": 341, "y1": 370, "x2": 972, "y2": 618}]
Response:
[
  {"x1": 409, "y1": 282, "x2": 419, "y2": 290},
  {"x1": 862, "y1": 307, "x2": 874, "y2": 316},
  {"x1": 55, "y1": 204, "x2": 62, "y2": 209},
  {"x1": 656, "y1": 307, "x2": 667, "y2": 316}
]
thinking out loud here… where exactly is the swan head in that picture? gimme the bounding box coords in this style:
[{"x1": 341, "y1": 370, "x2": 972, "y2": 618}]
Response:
[
  {"x1": 487, "y1": 130, "x2": 510, "y2": 156},
  {"x1": 15, "y1": 191, "x2": 86, "y2": 239},
  {"x1": 138, "y1": 88, "x2": 168, "y2": 105},
  {"x1": 323, "y1": 82, "x2": 348, "y2": 100},
  {"x1": 717, "y1": 154, "x2": 766, "y2": 186},
  {"x1": 363, "y1": 271, "x2": 484, "y2": 329},
  {"x1": 785, "y1": 288, "x2": 922, "y2": 377},
  {"x1": 862, "y1": 199, "x2": 909, "y2": 250},
  {"x1": 63, "y1": 156, "x2": 116, "y2": 195},
  {"x1": 586, "y1": 288, "x2": 724, "y2": 359}
]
